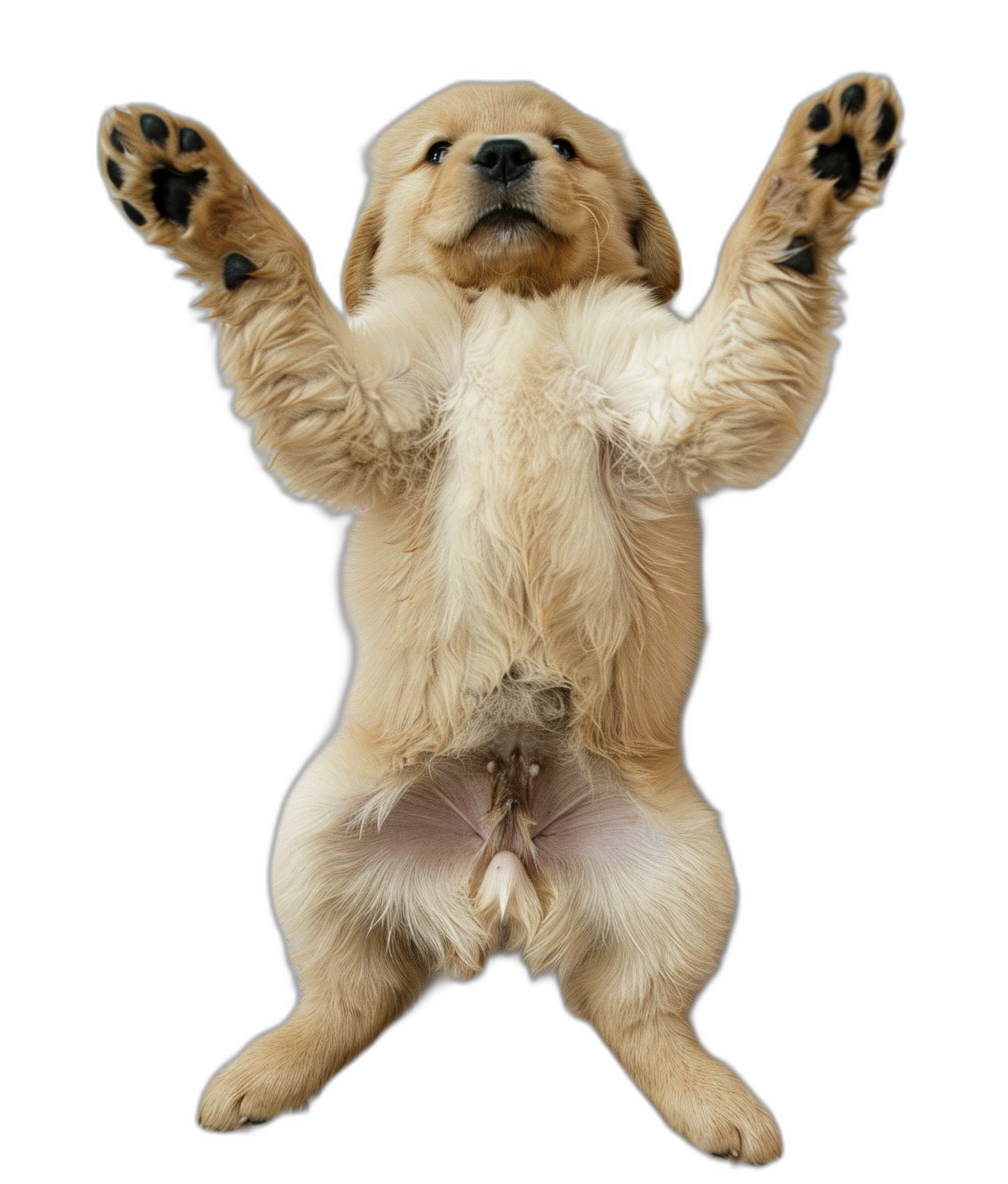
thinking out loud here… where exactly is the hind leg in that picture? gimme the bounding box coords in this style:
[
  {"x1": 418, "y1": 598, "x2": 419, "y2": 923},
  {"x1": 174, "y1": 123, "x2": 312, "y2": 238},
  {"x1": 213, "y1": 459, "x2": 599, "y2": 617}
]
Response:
[
  {"x1": 576, "y1": 1001, "x2": 781, "y2": 1162},
  {"x1": 198, "y1": 926, "x2": 426, "y2": 1130},
  {"x1": 198, "y1": 736, "x2": 432, "y2": 1130},
  {"x1": 542, "y1": 765, "x2": 781, "y2": 1162}
]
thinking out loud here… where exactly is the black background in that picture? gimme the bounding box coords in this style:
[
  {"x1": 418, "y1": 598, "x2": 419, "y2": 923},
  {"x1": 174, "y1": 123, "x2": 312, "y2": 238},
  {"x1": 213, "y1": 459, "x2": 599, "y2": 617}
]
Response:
[{"x1": 82, "y1": 32, "x2": 933, "y2": 1179}]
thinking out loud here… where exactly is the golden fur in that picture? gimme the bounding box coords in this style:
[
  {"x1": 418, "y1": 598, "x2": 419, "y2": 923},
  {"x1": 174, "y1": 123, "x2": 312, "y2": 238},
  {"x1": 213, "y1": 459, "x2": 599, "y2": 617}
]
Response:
[{"x1": 99, "y1": 77, "x2": 900, "y2": 1162}]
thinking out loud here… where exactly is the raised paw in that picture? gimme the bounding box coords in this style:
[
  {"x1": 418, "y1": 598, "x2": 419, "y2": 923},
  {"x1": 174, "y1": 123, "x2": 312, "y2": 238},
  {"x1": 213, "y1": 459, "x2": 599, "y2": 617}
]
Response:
[
  {"x1": 768, "y1": 75, "x2": 901, "y2": 276},
  {"x1": 99, "y1": 105, "x2": 264, "y2": 288}
]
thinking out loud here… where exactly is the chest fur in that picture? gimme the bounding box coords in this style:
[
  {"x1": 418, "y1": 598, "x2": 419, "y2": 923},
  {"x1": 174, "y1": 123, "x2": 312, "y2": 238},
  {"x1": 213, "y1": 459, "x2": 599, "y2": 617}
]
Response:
[{"x1": 432, "y1": 303, "x2": 628, "y2": 647}]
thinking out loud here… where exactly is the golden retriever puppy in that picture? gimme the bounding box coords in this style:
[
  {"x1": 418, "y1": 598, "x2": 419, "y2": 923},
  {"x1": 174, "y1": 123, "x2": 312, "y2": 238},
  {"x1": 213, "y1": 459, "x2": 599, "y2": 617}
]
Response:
[{"x1": 99, "y1": 78, "x2": 899, "y2": 1162}]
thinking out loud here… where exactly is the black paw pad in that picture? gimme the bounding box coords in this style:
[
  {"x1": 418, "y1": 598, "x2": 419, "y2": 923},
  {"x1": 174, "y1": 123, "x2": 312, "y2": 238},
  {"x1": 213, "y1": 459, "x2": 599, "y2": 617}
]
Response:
[
  {"x1": 875, "y1": 102, "x2": 897, "y2": 144},
  {"x1": 122, "y1": 201, "x2": 147, "y2": 226},
  {"x1": 106, "y1": 157, "x2": 125, "y2": 190},
  {"x1": 777, "y1": 235, "x2": 815, "y2": 275},
  {"x1": 222, "y1": 252, "x2": 258, "y2": 290},
  {"x1": 840, "y1": 84, "x2": 866, "y2": 115},
  {"x1": 876, "y1": 149, "x2": 896, "y2": 181},
  {"x1": 140, "y1": 113, "x2": 169, "y2": 146},
  {"x1": 811, "y1": 133, "x2": 861, "y2": 199},
  {"x1": 807, "y1": 103, "x2": 831, "y2": 132},
  {"x1": 110, "y1": 127, "x2": 125, "y2": 154},
  {"x1": 151, "y1": 165, "x2": 208, "y2": 226},
  {"x1": 179, "y1": 127, "x2": 205, "y2": 154}
]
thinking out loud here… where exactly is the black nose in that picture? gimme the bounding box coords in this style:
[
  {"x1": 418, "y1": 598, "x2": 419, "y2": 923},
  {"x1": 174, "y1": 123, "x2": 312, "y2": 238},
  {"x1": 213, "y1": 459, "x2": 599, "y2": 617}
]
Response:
[{"x1": 473, "y1": 138, "x2": 534, "y2": 184}]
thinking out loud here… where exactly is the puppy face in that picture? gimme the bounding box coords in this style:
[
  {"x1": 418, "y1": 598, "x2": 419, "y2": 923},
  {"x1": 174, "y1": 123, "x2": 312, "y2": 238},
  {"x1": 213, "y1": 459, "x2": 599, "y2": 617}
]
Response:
[{"x1": 344, "y1": 82, "x2": 680, "y2": 309}]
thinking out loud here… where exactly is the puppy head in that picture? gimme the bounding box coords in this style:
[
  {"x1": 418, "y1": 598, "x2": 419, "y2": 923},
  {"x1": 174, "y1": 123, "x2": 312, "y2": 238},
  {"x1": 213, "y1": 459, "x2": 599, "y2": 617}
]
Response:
[{"x1": 344, "y1": 82, "x2": 679, "y2": 310}]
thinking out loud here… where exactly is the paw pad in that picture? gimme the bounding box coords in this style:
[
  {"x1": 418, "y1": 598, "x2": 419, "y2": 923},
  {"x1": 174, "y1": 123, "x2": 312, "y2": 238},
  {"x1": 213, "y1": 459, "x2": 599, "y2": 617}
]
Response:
[
  {"x1": 875, "y1": 103, "x2": 897, "y2": 144},
  {"x1": 804, "y1": 78, "x2": 899, "y2": 202},
  {"x1": 775, "y1": 77, "x2": 899, "y2": 279},
  {"x1": 840, "y1": 83, "x2": 866, "y2": 116},
  {"x1": 777, "y1": 235, "x2": 815, "y2": 275},
  {"x1": 811, "y1": 133, "x2": 861, "y2": 200},
  {"x1": 151, "y1": 164, "x2": 208, "y2": 226},
  {"x1": 102, "y1": 108, "x2": 213, "y2": 230},
  {"x1": 101, "y1": 106, "x2": 259, "y2": 290},
  {"x1": 139, "y1": 113, "x2": 169, "y2": 146},
  {"x1": 105, "y1": 157, "x2": 125, "y2": 190},
  {"x1": 807, "y1": 103, "x2": 831, "y2": 132},
  {"x1": 179, "y1": 126, "x2": 205, "y2": 154},
  {"x1": 222, "y1": 253, "x2": 258, "y2": 290}
]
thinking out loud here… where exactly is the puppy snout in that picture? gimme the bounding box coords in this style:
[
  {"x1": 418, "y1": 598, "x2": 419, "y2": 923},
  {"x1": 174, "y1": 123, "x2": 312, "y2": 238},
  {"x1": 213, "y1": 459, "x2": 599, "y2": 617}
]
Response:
[{"x1": 473, "y1": 138, "x2": 535, "y2": 184}]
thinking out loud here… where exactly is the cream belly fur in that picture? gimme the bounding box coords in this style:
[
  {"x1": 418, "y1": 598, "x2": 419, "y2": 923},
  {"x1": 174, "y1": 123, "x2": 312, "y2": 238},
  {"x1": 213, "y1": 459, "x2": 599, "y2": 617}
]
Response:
[{"x1": 99, "y1": 76, "x2": 900, "y2": 1162}]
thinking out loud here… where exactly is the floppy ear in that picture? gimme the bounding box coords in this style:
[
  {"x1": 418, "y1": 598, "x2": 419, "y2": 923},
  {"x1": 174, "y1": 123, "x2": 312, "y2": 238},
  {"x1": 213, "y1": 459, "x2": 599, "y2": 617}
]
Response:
[
  {"x1": 629, "y1": 174, "x2": 680, "y2": 304},
  {"x1": 342, "y1": 197, "x2": 384, "y2": 313}
]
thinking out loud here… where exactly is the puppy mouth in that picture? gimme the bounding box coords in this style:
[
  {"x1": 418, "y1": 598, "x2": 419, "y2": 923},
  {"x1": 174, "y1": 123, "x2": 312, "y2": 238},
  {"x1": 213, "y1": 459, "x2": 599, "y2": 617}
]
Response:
[{"x1": 467, "y1": 203, "x2": 549, "y2": 238}]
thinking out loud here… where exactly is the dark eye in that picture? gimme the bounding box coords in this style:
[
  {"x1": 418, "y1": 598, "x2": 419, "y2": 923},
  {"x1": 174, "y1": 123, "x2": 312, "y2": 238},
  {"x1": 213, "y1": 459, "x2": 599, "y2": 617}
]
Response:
[
  {"x1": 552, "y1": 138, "x2": 576, "y2": 161},
  {"x1": 426, "y1": 141, "x2": 451, "y2": 165}
]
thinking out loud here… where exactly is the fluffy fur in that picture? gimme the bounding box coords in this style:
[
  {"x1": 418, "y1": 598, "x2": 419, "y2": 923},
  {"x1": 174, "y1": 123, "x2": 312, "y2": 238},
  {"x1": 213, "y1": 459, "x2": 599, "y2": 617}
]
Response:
[{"x1": 99, "y1": 77, "x2": 900, "y2": 1162}]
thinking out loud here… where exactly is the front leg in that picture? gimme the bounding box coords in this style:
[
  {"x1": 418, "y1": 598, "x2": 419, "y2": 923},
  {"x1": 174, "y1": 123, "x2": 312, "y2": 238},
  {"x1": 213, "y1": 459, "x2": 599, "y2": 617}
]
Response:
[
  {"x1": 99, "y1": 106, "x2": 430, "y2": 508},
  {"x1": 671, "y1": 75, "x2": 901, "y2": 491}
]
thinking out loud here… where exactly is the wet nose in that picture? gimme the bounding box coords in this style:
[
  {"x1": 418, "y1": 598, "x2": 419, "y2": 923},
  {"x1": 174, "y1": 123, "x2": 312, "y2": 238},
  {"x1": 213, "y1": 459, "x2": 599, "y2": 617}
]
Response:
[{"x1": 473, "y1": 138, "x2": 534, "y2": 184}]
